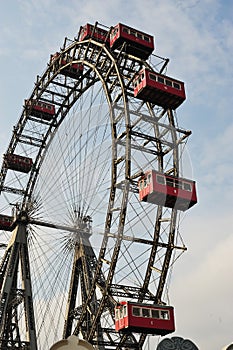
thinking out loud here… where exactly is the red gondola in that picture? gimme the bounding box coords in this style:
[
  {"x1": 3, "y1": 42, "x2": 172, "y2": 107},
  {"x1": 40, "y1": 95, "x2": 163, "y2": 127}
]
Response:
[
  {"x1": 25, "y1": 99, "x2": 55, "y2": 121},
  {"x1": 0, "y1": 214, "x2": 14, "y2": 231},
  {"x1": 78, "y1": 23, "x2": 110, "y2": 45},
  {"x1": 4, "y1": 153, "x2": 33, "y2": 173},
  {"x1": 115, "y1": 301, "x2": 175, "y2": 336},
  {"x1": 50, "y1": 52, "x2": 84, "y2": 79},
  {"x1": 134, "y1": 68, "x2": 186, "y2": 109},
  {"x1": 110, "y1": 23, "x2": 154, "y2": 60},
  {"x1": 138, "y1": 170, "x2": 197, "y2": 211}
]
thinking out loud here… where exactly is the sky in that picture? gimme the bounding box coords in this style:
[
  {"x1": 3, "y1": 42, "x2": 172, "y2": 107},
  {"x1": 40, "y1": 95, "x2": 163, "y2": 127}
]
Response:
[{"x1": 0, "y1": 0, "x2": 233, "y2": 349}]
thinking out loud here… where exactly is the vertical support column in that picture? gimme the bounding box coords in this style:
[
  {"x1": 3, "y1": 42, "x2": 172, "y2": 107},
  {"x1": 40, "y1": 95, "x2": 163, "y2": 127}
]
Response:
[
  {"x1": 0, "y1": 232, "x2": 20, "y2": 347},
  {"x1": 18, "y1": 224, "x2": 38, "y2": 349},
  {"x1": 63, "y1": 246, "x2": 80, "y2": 339},
  {"x1": 0, "y1": 223, "x2": 38, "y2": 349}
]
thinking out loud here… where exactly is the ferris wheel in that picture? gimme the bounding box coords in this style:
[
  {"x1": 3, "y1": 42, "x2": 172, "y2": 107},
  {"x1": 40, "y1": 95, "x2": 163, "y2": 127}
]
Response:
[{"x1": 0, "y1": 22, "x2": 197, "y2": 350}]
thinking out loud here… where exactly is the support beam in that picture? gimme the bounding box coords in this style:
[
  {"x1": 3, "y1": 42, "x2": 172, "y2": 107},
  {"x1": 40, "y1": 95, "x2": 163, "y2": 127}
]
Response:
[{"x1": 0, "y1": 224, "x2": 38, "y2": 349}]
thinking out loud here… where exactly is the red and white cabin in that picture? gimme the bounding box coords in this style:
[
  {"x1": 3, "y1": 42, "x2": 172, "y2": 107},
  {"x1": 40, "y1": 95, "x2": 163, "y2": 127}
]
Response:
[
  {"x1": 115, "y1": 301, "x2": 175, "y2": 336},
  {"x1": 78, "y1": 23, "x2": 110, "y2": 45},
  {"x1": 110, "y1": 23, "x2": 154, "y2": 60},
  {"x1": 138, "y1": 170, "x2": 197, "y2": 211},
  {"x1": 134, "y1": 68, "x2": 186, "y2": 109},
  {"x1": 0, "y1": 214, "x2": 14, "y2": 231},
  {"x1": 50, "y1": 52, "x2": 84, "y2": 79},
  {"x1": 4, "y1": 153, "x2": 33, "y2": 173},
  {"x1": 25, "y1": 99, "x2": 55, "y2": 121}
]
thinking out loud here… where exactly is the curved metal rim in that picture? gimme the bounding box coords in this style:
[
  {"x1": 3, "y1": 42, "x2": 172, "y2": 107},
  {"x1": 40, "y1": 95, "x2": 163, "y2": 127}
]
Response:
[{"x1": 0, "y1": 32, "x2": 189, "y2": 349}]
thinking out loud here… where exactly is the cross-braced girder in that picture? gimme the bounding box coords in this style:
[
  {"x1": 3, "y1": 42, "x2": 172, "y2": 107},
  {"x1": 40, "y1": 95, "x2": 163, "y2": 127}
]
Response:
[{"x1": 0, "y1": 223, "x2": 37, "y2": 349}]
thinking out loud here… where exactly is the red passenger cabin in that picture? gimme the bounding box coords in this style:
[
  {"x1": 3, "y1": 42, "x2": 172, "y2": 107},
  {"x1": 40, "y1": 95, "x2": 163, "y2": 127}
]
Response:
[
  {"x1": 138, "y1": 170, "x2": 197, "y2": 211},
  {"x1": 134, "y1": 68, "x2": 186, "y2": 109},
  {"x1": 4, "y1": 154, "x2": 33, "y2": 173},
  {"x1": 25, "y1": 99, "x2": 55, "y2": 121},
  {"x1": 110, "y1": 23, "x2": 154, "y2": 60},
  {"x1": 50, "y1": 52, "x2": 84, "y2": 79},
  {"x1": 78, "y1": 23, "x2": 110, "y2": 45},
  {"x1": 115, "y1": 301, "x2": 175, "y2": 336},
  {"x1": 0, "y1": 214, "x2": 14, "y2": 231}
]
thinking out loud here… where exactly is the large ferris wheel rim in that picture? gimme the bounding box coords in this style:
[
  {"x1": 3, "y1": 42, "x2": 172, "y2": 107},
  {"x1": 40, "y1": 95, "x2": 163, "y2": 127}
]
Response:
[{"x1": 0, "y1": 26, "x2": 190, "y2": 349}]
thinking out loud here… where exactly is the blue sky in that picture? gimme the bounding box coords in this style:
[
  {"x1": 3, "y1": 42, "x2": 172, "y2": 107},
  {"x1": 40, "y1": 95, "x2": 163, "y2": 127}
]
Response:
[{"x1": 0, "y1": 0, "x2": 233, "y2": 349}]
